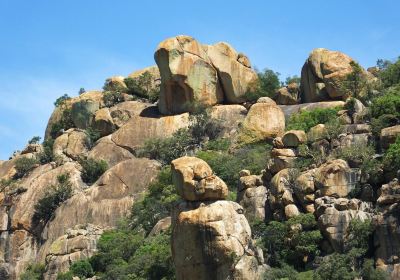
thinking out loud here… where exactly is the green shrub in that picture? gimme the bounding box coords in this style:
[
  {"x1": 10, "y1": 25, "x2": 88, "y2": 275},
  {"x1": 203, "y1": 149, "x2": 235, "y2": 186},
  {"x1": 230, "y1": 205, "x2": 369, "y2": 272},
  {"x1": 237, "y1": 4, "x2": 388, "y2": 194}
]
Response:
[
  {"x1": 28, "y1": 136, "x2": 41, "y2": 144},
  {"x1": 139, "y1": 128, "x2": 194, "y2": 165},
  {"x1": 130, "y1": 167, "x2": 178, "y2": 234},
  {"x1": 80, "y1": 158, "x2": 108, "y2": 185},
  {"x1": 103, "y1": 90, "x2": 125, "y2": 107},
  {"x1": 314, "y1": 253, "x2": 358, "y2": 280},
  {"x1": 263, "y1": 263, "x2": 299, "y2": 280},
  {"x1": 360, "y1": 259, "x2": 389, "y2": 280},
  {"x1": 124, "y1": 71, "x2": 160, "y2": 102},
  {"x1": 37, "y1": 139, "x2": 56, "y2": 164},
  {"x1": 204, "y1": 138, "x2": 231, "y2": 151},
  {"x1": 369, "y1": 85, "x2": 400, "y2": 119},
  {"x1": 70, "y1": 260, "x2": 94, "y2": 279},
  {"x1": 14, "y1": 156, "x2": 39, "y2": 178},
  {"x1": 378, "y1": 57, "x2": 400, "y2": 88},
  {"x1": 244, "y1": 68, "x2": 281, "y2": 102},
  {"x1": 20, "y1": 263, "x2": 45, "y2": 280},
  {"x1": 259, "y1": 214, "x2": 322, "y2": 270},
  {"x1": 286, "y1": 107, "x2": 341, "y2": 132},
  {"x1": 340, "y1": 61, "x2": 369, "y2": 101},
  {"x1": 50, "y1": 108, "x2": 75, "y2": 139},
  {"x1": 383, "y1": 137, "x2": 400, "y2": 176},
  {"x1": 285, "y1": 75, "x2": 300, "y2": 85},
  {"x1": 85, "y1": 127, "x2": 101, "y2": 148},
  {"x1": 197, "y1": 142, "x2": 270, "y2": 190},
  {"x1": 54, "y1": 94, "x2": 71, "y2": 107},
  {"x1": 189, "y1": 105, "x2": 223, "y2": 144},
  {"x1": 371, "y1": 114, "x2": 398, "y2": 137},
  {"x1": 56, "y1": 271, "x2": 73, "y2": 280},
  {"x1": 78, "y1": 87, "x2": 86, "y2": 95},
  {"x1": 33, "y1": 173, "x2": 73, "y2": 225}
]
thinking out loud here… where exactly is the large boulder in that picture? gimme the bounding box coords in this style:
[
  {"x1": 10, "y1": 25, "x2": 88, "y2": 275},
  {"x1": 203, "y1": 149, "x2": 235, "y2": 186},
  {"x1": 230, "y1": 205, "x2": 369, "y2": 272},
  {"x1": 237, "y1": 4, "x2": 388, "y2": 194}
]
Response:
[
  {"x1": 171, "y1": 156, "x2": 228, "y2": 201},
  {"x1": 109, "y1": 100, "x2": 151, "y2": 128},
  {"x1": 273, "y1": 83, "x2": 299, "y2": 105},
  {"x1": 242, "y1": 103, "x2": 285, "y2": 141},
  {"x1": 380, "y1": 125, "x2": 400, "y2": 150},
  {"x1": 282, "y1": 130, "x2": 307, "y2": 147},
  {"x1": 172, "y1": 200, "x2": 265, "y2": 280},
  {"x1": 315, "y1": 159, "x2": 353, "y2": 198},
  {"x1": 111, "y1": 107, "x2": 189, "y2": 151},
  {"x1": 315, "y1": 197, "x2": 373, "y2": 252},
  {"x1": 237, "y1": 174, "x2": 267, "y2": 221},
  {"x1": 43, "y1": 224, "x2": 106, "y2": 280},
  {"x1": 204, "y1": 42, "x2": 258, "y2": 103},
  {"x1": 93, "y1": 108, "x2": 115, "y2": 137},
  {"x1": 87, "y1": 135, "x2": 134, "y2": 167},
  {"x1": 210, "y1": 105, "x2": 247, "y2": 137},
  {"x1": 300, "y1": 48, "x2": 371, "y2": 102},
  {"x1": 155, "y1": 35, "x2": 223, "y2": 114},
  {"x1": 53, "y1": 129, "x2": 89, "y2": 161}
]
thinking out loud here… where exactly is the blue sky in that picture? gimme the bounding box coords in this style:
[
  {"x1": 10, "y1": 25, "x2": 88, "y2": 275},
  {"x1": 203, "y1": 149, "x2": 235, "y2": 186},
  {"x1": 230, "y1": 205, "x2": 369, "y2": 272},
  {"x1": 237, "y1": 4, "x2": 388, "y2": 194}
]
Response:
[{"x1": 0, "y1": 0, "x2": 399, "y2": 159}]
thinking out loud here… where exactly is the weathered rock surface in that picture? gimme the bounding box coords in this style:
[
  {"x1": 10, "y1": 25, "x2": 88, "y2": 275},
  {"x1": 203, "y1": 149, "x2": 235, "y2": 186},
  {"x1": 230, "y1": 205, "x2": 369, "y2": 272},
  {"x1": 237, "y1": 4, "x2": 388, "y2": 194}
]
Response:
[
  {"x1": 279, "y1": 101, "x2": 345, "y2": 118},
  {"x1": 149, "y1": 217, "x2": 172, "y2": 237},
  {"x1": 43, "y1": 224, "x2": 106, "y2": 280},
  {"x1": 273, "y1": 83, "x2": 299, "y2": 105},
  {"x1": 171, "y1": 157, "x2": 228, "y2": 201},
  {"x1": 300, "y1": 48, "x2": 371, "y2": 102},
  {"x1": 155, "y1": 35, "x2": 223, "y2": 114},
  {"x1": 210, "y1": 105, "x2": 247, "y2": 137},
  {"x1": 53, "y1": 129, "x2": 89, "y2": 161},
  {"x1": 172, "y1": 200, "x2": 265, "y2": 280},
  {"x1": 282, "y1": 130, "x2": 307, "y2": 147},
  {"x1": 111, "y1": 107, "x2": 189, "y2": 151},
  {"x1": 315, "y1": 159, "x2": 353, "y2": 198},
  {"x1": 204, "y1": 42, "x2": 258, "y2": 103},
  {"x1": 315, "y1": 197, "x2": 373, "y2": 252},
  {"x1": 242, "y1": 103, "x2": 285, "y2": 141},
  {"x1": 380, "y1": 125, "x2": 400, "y2": 150},
  {"x1": 87, "y1": 135, "x2": 134, "y2": 167},
  {"x1": 237, "y1": 174, "x2": 267, "y2": 221},
  {"x1": 93, "y1": 108, "x2": 115, "y2": 137},
  {"x1": 128, "y1": 65, "x2": 161, "y2": 94}
]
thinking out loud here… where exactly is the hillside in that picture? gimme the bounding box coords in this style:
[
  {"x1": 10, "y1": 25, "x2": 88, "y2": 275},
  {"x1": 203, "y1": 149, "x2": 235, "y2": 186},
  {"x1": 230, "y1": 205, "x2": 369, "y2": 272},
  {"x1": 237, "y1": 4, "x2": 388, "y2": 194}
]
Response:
[{"x1": 0, "y1": 35, "x2": 399, "y2": 280}]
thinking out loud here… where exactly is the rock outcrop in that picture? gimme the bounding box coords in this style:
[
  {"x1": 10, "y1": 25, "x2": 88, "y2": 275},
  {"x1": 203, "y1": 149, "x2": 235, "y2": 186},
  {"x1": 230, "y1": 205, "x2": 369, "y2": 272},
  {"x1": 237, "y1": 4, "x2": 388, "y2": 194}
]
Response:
[
  {"x1": 300, "y1": 48, "x2": 371, "y2": 102},
  {"x1": 171, "y1": 156, "x2": 265, "y2": 280}
]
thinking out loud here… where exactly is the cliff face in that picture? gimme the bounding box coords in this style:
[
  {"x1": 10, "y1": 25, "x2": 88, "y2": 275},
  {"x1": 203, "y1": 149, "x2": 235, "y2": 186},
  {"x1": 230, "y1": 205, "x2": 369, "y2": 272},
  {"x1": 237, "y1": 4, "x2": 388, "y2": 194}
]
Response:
[{"x1": 0, "y1": 35, "x2": 399, "y2": 279}]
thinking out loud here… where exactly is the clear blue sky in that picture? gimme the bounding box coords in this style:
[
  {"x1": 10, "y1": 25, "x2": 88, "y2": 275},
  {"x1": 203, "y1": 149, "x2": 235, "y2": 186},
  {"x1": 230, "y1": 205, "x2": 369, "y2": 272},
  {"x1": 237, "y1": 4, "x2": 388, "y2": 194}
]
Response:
[{"x1": 0, "y1": 0, "x2": 399, "y2": 159}]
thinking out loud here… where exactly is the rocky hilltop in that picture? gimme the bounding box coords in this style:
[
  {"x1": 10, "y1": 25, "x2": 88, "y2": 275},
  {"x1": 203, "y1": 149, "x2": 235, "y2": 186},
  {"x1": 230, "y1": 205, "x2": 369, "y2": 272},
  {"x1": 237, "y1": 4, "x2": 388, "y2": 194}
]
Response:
[{"x1": 0, "y1": 35, "x2": 399, "y2": 280}]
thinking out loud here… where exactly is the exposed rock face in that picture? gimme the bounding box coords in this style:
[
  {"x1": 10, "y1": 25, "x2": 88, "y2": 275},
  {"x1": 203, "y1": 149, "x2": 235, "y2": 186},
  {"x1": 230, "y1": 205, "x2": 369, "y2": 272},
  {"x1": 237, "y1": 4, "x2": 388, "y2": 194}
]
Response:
[
  {"x1": 204, "y1": 42, "x2": 258, "y2": 103},
  {"x1": 268, "y1": 148, "x2": 297, "y2": 174},
  {"x1": 380, "y1": 125, "x2": 400, "y2": 150},
  {"x1": 104, "y1": 76, "x2": 127, "y2": 91},
  {"x1": 308, "y1": 124, "x2": 328, "y2": 142},
  {"x1": 128, "y1": 65, "x2": 161, "y2": 94},
  {"x1": 210, "y1": 105, "x2": 247, "y2": 137},
  {"x1": 171, "y1": 157, "x2": 228, "y2": 201},
  {"x1": 71, "y1": 98, "x2": 100, "y2": 130},
  {"x1": 53, "y1": 129, "x2": 89, "y2": 161},
  {"x1": 111, "y1": 107, "x2": 189, "y2": 151},
  {"x1": 315, "y1": 159, "x2": 352, "y2": 198},
  {"x1": 172, "y1": 201, "x2": 265, "y2": 280},
  {"x1": 149, "y1": 217, "x2": 171, "y2": 237},
  {"x1": 155, "y1": 35, "x2": 257, "y2": 114},
  {"x1": 300, "y1": 48, "x2": 370, "y2": 102},
  {"x1": 237, "y1": 173, "x2": 267, "y2": 221},
  {"x1": 282, "y1": 130, "x2": 307, "y2": 147},
  {"x1": 87, "y1": 135, "x2": 134, "y2": 167},
  {"x1": 315, "y1": 197, "x2": 373, "y2": 252},
  {"x1": 279, "y1": 101, "x2": 344, "y2": 118},
  {"x1": 109, "y1": 101, "x2": 151, "y2": 128},
  {"x1": 38, "y1": 158, "x2": 160, "y2": 264},
  {"x1": 155, "y1": 35, "x2": 223, "y2": 114},
  {"x1": 93, "y1": 108, "x2": 115, "y2": 137},
  {"x1": 242, "y1": 103, "x2": 285, "y2": 141},
  {"x1": 43, "y1": 224, "x2": 106, "y2": 280},
  {"x1": 273, "y1": 83, "x2": 299, "y2": 105},
  {"x1": 374, "y1": 180, "x2": 400, "y2": 279}
]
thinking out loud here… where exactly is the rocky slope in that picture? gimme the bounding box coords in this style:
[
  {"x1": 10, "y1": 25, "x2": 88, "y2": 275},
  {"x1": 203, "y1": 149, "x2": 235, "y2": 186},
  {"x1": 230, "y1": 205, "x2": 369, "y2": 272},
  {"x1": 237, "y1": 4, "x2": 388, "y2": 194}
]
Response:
[{"x1": 0, "y1": 35, "x2": 399, "y2": 279}]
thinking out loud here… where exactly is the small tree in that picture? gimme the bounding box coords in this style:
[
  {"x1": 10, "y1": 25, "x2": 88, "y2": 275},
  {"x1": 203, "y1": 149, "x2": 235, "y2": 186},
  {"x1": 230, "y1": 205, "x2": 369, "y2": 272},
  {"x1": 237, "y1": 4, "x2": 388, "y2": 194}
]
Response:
[
  {"x1": 14, "y1": 157, "x2": 39, "y2": 178},
  {"x1": 80, "y1": 158, "x2": 108, "y2": 185},
  {"x1": 28, "y1": 136, "x2": 41, "y2": 144},
  {"x1": 244, "y1": 68, "x2": 281, "y2": 102},
  {"x1": 54, "y1": 94, "x2": 71, "y2": 107},
  {"x1": 78, "y1": 88, "x2": 86, "y2": 95}
]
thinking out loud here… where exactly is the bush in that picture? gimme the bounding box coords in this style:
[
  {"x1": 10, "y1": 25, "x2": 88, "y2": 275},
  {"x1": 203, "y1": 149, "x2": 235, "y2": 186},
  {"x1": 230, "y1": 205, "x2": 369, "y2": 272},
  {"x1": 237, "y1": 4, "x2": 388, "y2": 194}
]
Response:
[
  {"x1": 103, "y1": 90, "x2": 125, "y2": 107},
  {"x1": 56, "y1": 271, "x2": 73, "y2": 280},
  {"x1": 285, "y1": 75, "x2": 300, "y2": 85},
  {"x1": 369, "y1": 85, "x2": 400, "y2": 119},
  {"x1": 197, "y1": 142, "x2": 270, "y2": 190},
  {"x1": 139, "y1": 128, "x2": 194, "y2": 165},
  {"x1": 378, "y1": 56, "x2": 400, "y2": 88},
  {"x1": 28, "y1": 136, "x2": 41, "y2": 144},
  {"x1": 371, "y1": 114, "x2": 398, "y2": 137},
  {"x1": 80, "y1": 158, "x2": 108, "y2": 185},
  {"x1": 259, "y1": 214, "x2": 322, "y2": 270},
  {"x1": 70, "y1": 260, "x2": 94, "y2": 279},
  {"x1": 54, "y1": 94, "x2": 71, "y2": 107},
  {"x1": 383, "y1": 137, "x2": 400, "y2": 176},
  {"x1": 85, "y1": 127, "x2": 101, "y2": 148},
  {"x1": 37, "y1": 139, "x2": 56, "y2": 164},
  {"x1": 14, "y1": 156, "x2": 39, "y2": 178},
  {"x1": 33, "y1": 173, "x2": 73, "y2": 225},
  {"x1": 263, "y1": 263, "x2": 299, "y2": 280},
  {"x1": 286, "y1": 107, "x2": 341, "y2": 132},
  {"x1": 50, "y1": 108, "x2": 75, "y2": 139},
  {"x1": 124, "y1": 71, "x2": 160, "y2": 102},
  {"x1": 130, "y1": 167, "x2": 179, "y2": 234},
  {"x1": 20, "y1": 263, "x2": 45, "y2": 280},
  {"x1": 244, "y1": 68, "x2": 281, "y2": 102}
]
